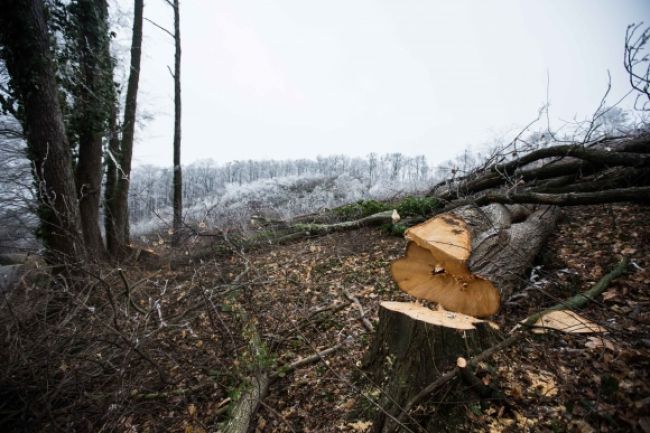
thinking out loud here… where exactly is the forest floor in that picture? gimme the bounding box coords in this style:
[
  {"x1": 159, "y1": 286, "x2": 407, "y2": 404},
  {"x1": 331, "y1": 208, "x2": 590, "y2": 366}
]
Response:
[{"x1": 1, "y1": 203, "x2": 649, "y2": 433}]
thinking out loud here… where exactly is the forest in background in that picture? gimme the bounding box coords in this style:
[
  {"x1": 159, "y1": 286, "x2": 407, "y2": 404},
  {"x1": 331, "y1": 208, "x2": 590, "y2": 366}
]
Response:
[{"x1": 1, "y1": 104, "x2": 646, "y2": 250}]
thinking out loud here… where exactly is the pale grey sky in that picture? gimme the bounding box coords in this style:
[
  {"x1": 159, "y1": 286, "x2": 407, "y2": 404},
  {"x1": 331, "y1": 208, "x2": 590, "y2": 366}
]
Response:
[{"x1": 119, "y1": 0, "x2": 650, "y2": 167}]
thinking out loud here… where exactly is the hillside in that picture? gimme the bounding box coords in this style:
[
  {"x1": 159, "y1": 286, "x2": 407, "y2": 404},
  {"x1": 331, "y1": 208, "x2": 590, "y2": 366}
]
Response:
[{"x1": 1, "y1": 201, "x2": 648, "y2": 432}]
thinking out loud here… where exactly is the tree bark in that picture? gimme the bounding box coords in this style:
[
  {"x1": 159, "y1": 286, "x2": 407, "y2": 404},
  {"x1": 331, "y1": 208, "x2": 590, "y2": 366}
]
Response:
[
  {"x1": 0, "y1": 0, "x2": 85, "y2": 262},
  {"x1": 401, "y1": 204, "x2": 560, "y2": 304},
  {"x1": 365, "y1": 304, "x2": 499, "y2": 433},
  {"x1": 368, "y1": 204, "x2": 559, "y2": 431},
  {"x1": 387, "y1": 257, "x2": 630, "y2": 432},
  {"x1": 108, "y1": 0, "x2": 143, "y2": 255},
  {"x1": 71, "y1": 0, "x2": 113, "y2": 259},
  {"x1": 104, "y1": 102, "x2": 121, "y2": 255},
  {"x1": 171, "y1": 0, "x2": 183, "y2": 246},
  {"x1": 471, "y1": 185, "x2": 650, "y2": 208}
]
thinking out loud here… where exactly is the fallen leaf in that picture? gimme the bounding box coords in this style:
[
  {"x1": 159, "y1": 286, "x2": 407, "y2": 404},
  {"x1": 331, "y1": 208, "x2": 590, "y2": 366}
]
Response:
[
  {"x1": 525, "y1": 370, "x2": 558, "y2": 397},
  {"x1": 621, "y1": 247, "x2": 637, "y2": 255},
  {"x1": 348, "y1": 420, "x2": 372, "y2": 432},
  {"x1": 585, "y1": 336, "x2": 616, "y2": 351},
  {"x1": 602, "y1": 288, "x2": 619, "y2": 301},
  {"x1": 337, "y1": 398, "x2": 356, "y2": 410}
]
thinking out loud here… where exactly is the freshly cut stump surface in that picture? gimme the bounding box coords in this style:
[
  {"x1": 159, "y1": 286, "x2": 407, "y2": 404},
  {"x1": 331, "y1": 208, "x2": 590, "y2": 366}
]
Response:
[{"x1": 391, "y1": 204, "x2": 560, "y2": 316}]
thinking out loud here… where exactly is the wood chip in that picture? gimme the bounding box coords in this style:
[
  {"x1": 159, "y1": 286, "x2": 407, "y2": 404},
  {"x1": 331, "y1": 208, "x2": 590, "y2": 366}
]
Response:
[{"x1": 530, "y1": 310, "x2": 606, "y2": 334}]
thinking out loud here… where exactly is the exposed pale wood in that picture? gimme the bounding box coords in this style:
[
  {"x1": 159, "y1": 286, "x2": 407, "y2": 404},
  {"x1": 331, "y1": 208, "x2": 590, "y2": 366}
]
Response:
[
  {"x1": 380, "y1": 301, "x2": 497, "y2": 331},
  {"x1": 391, "y1": 242, "x2": 501, "y2": 317},
  {"x1": 530, "y1": 310, "x2": 606, "y2": 334},
  {"x1": 392, "y1": 204, "x2": 559, "y2": 316},
  {"x1": 387, "y1": 256, "x2": 630, "y2": 432},
  {"x1": 344, "y1": 289, "x2": 374, "y2": 332}
]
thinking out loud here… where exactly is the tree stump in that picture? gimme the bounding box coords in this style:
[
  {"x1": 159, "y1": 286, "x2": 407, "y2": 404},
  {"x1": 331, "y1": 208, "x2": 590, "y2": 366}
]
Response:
[
  {"x1": 365, "y1": 203, "x2": 560, "y2": 432},
  {"x1": 366, "y1": 302, "x2": 499, "y2": 433}
]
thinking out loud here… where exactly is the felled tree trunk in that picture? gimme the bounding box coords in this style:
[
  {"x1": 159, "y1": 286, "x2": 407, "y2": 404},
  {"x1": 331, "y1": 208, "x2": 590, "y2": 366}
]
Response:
[
  {"x1": 393, "y1": 203, "x2": 560, "y2": 316},
  {"x1": 366, "y1": 204, "x2": 559, "y2": 432},
  {"x1": 366, "y1": 302, "x2": 499, "y2": 433}
]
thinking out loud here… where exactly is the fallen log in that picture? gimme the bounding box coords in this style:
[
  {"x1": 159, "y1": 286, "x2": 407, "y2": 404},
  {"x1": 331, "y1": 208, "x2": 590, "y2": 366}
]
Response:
[
  {"x1": 273, "y1": 210, "x2": 397, "y2": 244},
  {"x1": 531, "y1": 166, "x2": 650, "y2": 194},
  {"x1": 222, "y1": 297, "x2": 346, "y2": 433},
  {"x1": 392, "y1": 203, "x2": 560, "y2": 316},
  {"x1": 470, "y1": 185, "x2": 650, "y2": 207},
  {"x1": 494, "y1": 141, "x2": 650, "y2": 172},
  {"x1": 222, "y1": 340, "x2": 346, "y2": 433}
]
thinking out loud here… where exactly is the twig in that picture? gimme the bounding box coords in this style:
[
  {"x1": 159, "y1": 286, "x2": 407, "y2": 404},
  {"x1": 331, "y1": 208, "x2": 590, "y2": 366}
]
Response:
[
  {"x1": 270, "y1": 342, "x2": 344, "y2": 379},
  {"x1": 343, "y1": 289, "x2": 374, "y2": 332},
  {"x1": 118, "y1": 268, "x2": 147, "y2": 314}
]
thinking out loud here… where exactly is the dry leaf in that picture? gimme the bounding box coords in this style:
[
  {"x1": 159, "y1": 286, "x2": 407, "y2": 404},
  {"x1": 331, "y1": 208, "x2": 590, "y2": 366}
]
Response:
[
  {"x1": 337, "y1": 398, "x2": 356, "y2": 410},
  {"x1": 348, "y1": 420, "x2": 373, "y2": 432},
  {"x1": 255, "y1": 416, "x2": 267, "y2": 432},
  {"x1": 526, "y1": 370, "x2": 558, "y2": 397},
  {"x1": 531, "y1": 310, "x2": 606, "y2": 334},
  {"x1": 585, "y1": 336, "x2": 616, "y2": 351},
  {"x1": 187, "y1": 404, "x2": 196, "y2": 416},
  {"x1": 602, "y1": 288, "x2": 619, "y2": 301},
  {"x1": 569, "y1": 419, "x2": 595, "y2": 433}
]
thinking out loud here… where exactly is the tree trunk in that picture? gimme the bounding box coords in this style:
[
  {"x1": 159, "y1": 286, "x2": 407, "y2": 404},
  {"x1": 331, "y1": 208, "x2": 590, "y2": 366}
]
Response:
[
  {"x1": 394, "y1": 204, "x2": 560, "y2": 316},
  {"x1": 72, "y1": 0, "x2": 113, "y2": 259},
  {"x1": 367, "y1": 204, "x2": 560, "y2": 431},
  {"x1": 0, "y1": 0, "x2": 85, "y2": 262},
  {"x1": 105, "y1": 102, "x2": 121, "y2": 255},
  {"x1": 109, "y1": 0, "x2": 143, "y2": 255},
  {"x1": 171, "y1": 0, "x2": 183, "y2": 246},
  {"x1": 365, "y1": 303, "x2": 499, "y2": 433}
]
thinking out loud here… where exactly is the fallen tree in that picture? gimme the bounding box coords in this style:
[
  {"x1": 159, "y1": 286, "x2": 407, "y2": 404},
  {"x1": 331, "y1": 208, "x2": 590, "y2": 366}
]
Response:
[
  {"x1": 392, "y1": 204, "x2": 559, "y2": 315},
  {"x1": 432, "y1": 134, "x2": 650, "y2": 201},
  {"x1": 256, "y1": 135, "x2": 650, "y2": 249},
  {"x1": 356, "y1": 134, "x2": 647, "y2": 433}
]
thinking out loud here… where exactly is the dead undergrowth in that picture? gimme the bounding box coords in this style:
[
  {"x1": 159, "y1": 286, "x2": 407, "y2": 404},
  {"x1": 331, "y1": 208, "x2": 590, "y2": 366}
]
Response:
[{"x1": 1, "y1": 203, "x2": 649, "y2": 433}]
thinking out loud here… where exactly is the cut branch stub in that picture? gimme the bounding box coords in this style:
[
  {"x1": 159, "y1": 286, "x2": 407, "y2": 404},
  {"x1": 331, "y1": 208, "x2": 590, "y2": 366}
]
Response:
[{"x1": 391, "y1": 242, "x2": 500, "y2": 317}]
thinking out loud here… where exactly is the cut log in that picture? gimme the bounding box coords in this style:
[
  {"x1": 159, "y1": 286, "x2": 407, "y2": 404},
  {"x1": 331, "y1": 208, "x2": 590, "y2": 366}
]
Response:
[
  {"x1": 392, "y1": 204, "x2": 559, "y2": 317},
  {"x1": 365, "y1": 302, "x2": 500, "y2": 433}
]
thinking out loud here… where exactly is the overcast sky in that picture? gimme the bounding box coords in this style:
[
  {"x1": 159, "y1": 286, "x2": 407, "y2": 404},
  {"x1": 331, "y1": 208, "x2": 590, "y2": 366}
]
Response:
[{"x1": 118, "y1": 0, "x2": 650, "y2": 167}]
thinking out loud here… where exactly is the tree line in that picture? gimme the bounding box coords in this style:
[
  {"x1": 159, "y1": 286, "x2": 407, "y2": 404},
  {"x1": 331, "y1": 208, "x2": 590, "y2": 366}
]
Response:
[{"x1": 0, "y1": 0, "x2": 183, "y2": 264}]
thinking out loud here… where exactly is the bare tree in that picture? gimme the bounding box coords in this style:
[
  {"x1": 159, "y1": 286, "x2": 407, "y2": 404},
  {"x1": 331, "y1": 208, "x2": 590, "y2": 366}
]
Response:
[
  {"x1": 69, "y1": 0, "x2": 114, "y2": 258},
  {"x1": 625, "y1": 23, "x2": 650, "y2": 110},
  {"x1": 171, "y1": 0, "x2": 183, "y2": 246},
  {"x1": 105, "y1": 0, "x2": 144, "y2": 256}
]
